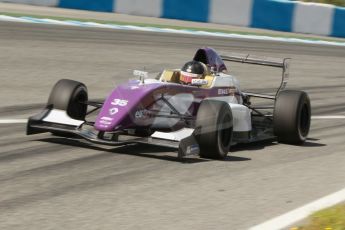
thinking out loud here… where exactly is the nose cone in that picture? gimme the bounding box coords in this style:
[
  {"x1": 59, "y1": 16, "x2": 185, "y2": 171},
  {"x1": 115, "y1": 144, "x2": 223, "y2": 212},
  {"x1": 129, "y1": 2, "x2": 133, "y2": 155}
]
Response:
[{"x1": 94, "y1": 81, "x2": 162, "y2": 132}]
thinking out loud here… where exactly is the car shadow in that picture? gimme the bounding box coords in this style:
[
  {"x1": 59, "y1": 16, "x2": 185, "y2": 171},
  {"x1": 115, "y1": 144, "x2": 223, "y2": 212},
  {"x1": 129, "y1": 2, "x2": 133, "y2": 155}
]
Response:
[
  {"x1": 306, "y1": 137, "x2": 320, "y2": 141},
  {"x1": 223, "y1": 155, "x2": 251, "y2": 162},
  {"x1": 301, "y1": 140, "x2": 327, "y2": 147},
  {"x1": 231, "y1": 140, "x2": 278, "y2": 152},
  {"x1": 37, "y1": 137, "x2": 208, "y2": 164},
  {"x1": 37, "y1": 137, "x2": 250, "y2": 163},
  {"x1": 36, "y1": 136, "x2": 326, "y2": 163},
  {"x1": 229, "y1": 137, "x2": 326, "y2": 153}
]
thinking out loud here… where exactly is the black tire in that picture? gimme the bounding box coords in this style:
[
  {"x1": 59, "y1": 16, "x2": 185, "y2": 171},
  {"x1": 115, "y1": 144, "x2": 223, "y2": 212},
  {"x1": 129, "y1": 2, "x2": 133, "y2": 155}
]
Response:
[
  {"x1": 273, "y1": 90, "x2": 311, "y2": 144},
  {"x1": 195, "y1": 100, "x2": 233, "y2": 159},
  {"x1": 47, "y1": 79, "x2": 88, "y2": 120}
]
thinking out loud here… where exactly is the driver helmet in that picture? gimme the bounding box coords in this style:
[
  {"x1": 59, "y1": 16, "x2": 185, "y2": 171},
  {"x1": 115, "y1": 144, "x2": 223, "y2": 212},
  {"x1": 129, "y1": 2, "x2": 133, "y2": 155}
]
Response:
[{"x1": 180, "y1": 61, "x2": 207, "y2": 84}]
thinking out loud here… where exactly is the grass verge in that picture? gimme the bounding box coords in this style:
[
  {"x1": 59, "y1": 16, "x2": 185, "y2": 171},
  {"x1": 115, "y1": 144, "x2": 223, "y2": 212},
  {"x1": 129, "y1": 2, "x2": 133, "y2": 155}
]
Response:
[
  {"x1": 302, "y1": 0, "x2": 345, "y2": 7},
  {"x1": 292, "y1": 203, "x2": 345, "y2": 230}
]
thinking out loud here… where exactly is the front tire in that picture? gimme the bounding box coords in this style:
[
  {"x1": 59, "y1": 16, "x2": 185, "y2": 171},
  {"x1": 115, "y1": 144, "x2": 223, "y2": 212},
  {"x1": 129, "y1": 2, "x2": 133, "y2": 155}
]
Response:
[
  {"x1": 195, "y1": 100, "x2": 233, "y2": 159},
  {"x1": 47, "y1": 79, "x2": 88, "y2": 120},
  {"x1": 273, "y1": 90, "x2": 311, "y2": 144}
]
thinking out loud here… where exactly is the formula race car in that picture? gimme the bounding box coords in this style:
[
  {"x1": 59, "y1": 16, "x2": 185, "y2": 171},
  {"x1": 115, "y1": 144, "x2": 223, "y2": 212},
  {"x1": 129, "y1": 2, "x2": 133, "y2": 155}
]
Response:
[{"x1": 27, "y1": 47, "x2": 311, "y2": 159}]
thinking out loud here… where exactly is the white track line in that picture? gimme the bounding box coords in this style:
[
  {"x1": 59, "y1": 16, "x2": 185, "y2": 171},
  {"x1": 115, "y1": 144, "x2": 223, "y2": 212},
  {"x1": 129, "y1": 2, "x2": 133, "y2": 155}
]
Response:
[
  {"x1": 249, "y1": 187, "x2": 345, "y2": 230},
  {"x1": 0, "y1": 119, "x2": 27, "y2": 124},
  {"x1": 312, "y1": 115, "x2": 345, "y2": 119}
]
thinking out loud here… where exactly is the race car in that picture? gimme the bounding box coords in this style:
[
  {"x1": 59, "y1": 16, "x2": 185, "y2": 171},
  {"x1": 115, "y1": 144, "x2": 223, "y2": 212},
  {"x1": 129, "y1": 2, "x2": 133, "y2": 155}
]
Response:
[{"x1": 27, "y1": 47, "x2": 311, "y2": 159}]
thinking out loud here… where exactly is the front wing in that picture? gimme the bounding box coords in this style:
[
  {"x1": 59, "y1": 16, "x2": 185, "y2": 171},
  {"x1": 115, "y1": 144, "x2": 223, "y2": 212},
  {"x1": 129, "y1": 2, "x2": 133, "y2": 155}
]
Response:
[{"x1": 27, "y1": 108, "x2": 200, "y2": 159}]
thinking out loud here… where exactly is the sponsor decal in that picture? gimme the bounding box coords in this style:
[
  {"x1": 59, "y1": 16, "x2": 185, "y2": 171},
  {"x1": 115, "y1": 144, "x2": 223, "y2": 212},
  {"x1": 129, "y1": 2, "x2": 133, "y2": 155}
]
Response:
[
  {"x1": 100, "y1": 120, "x2": 111, "y2": 125},
  {"x1": 111, "y1": 99, "x2": 128, "y2": 107},
  {"x1": 101, "y1": 116, "x2": 113, "y2": 121},
  {"x1": 135, "y1": 109, "x2": 150, "y2": 119},
  {"x1": 191, "y1": 79, "x2": 208, "y2": 86},
  {"x1": 181, "y1": 71, "x2": 199, "y2": 78},
  {"x1": 131, "y1": 86, "x2": 140, "y2": 90},
  {"x1": 108, "y1": 99, "x2": 128, "y2": 116},
  {"x1": 109, "y1": 107, "x2": 119, "y2": 115},
  {"x1": 218, "y1": 87, "x2": 237, "y2": 95},
  {"x1": 186, "y1": 144, "x2": 199, "y2": 154}
]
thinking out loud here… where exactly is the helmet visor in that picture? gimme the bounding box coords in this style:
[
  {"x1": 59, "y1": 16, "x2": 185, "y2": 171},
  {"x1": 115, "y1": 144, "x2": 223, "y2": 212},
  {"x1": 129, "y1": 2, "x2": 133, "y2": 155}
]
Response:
[{"x1": 180, "y1": 71, "x2": 202, "y2": 84}]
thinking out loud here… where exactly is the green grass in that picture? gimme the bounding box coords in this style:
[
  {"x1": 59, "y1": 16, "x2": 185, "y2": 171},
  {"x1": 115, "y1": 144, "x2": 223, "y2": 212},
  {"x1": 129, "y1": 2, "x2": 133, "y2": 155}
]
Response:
[
  {"x1": 294, "y1": 204, "x2": 345, "y2": 230},
  {"x1": 1, "y1": 11, "x2": 345, "y2": 43},
  {"x1": 301, "y1": 0, "x2": 345, "y2": 7}
]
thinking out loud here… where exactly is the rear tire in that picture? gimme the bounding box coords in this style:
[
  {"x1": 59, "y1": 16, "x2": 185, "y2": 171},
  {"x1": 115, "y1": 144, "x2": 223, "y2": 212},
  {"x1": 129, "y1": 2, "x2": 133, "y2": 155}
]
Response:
[
  {"x1": 273, "y1": 90, "x2": 311, "y2": 144},
  {"x1": 195, "y1": 100, "x2": 233, "y2": 159},
  {"x1": 47, "y1": 79, "x2": 88, "y2": 120}
]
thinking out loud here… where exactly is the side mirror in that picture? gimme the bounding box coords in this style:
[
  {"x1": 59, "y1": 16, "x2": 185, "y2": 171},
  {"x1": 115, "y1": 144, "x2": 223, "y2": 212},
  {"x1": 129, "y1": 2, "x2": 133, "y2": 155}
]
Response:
[
  {"x1": 133, "y1": 70, "x2": 149, "y2": 79},
  {"x1": 133, "y1": 70, "x2": 149, "y2": 84}
]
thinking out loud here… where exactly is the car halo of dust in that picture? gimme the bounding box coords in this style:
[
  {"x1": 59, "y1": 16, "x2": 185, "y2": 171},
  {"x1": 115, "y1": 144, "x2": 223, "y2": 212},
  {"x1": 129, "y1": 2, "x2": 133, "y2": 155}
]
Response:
[{"x1": 27, "y1": 47, "x2": 311, "y2": 160}]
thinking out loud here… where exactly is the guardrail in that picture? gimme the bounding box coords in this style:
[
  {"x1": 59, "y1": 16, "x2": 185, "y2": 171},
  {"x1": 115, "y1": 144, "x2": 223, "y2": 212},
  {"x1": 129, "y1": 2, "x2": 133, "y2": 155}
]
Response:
[{"x1": 2, "y1": 0, "x2": 345, "y2": 38}]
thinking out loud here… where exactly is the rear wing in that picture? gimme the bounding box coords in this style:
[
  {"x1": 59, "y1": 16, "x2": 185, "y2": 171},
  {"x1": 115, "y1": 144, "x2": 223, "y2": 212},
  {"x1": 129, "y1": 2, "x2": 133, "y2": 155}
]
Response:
[{"x1": 220, "y1": 54, "x2": 291, "y2": 98}]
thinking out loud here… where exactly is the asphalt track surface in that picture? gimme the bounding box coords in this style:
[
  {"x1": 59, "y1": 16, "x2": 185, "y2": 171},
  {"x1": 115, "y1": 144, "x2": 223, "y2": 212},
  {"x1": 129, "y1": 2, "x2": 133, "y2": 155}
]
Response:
[{"x1": 0, "y1": 21, "x2": 345, "y2": 230}]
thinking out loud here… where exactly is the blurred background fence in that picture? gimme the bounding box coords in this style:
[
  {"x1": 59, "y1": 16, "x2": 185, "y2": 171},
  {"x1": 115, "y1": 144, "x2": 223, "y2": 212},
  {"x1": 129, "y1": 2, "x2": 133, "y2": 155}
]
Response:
[{"x1": 1, "y1": 0, "x2": 345, "y2": 38}]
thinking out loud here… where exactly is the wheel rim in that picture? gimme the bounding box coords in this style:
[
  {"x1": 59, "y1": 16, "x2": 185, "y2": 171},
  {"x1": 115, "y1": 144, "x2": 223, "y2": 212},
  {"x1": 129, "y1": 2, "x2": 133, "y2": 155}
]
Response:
[
  {"x1": 76, "y1": 90, "x2": 87, "y2": 104},
  {"x1": 299, "y1": 103, "x2": 310, "y2": 137},
  {"x1": 69, "y1": 87, "x2": 88, "y2": 119},
  {"x1": 219, "y1": 114, "x2": 232, "y2": 149}
]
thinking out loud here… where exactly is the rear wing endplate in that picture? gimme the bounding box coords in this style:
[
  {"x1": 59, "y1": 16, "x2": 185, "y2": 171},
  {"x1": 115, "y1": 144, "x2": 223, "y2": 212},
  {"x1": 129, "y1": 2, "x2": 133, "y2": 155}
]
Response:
[{"x1": 220, "y1": 54, "x2": 290, "y2": 97}]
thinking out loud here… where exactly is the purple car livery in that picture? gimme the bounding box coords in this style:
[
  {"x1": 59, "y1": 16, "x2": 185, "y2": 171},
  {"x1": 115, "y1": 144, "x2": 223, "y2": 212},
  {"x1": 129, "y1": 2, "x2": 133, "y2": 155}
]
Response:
[{"x1": 27, "y1": 47, "x2": 311, "y2": 160}]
